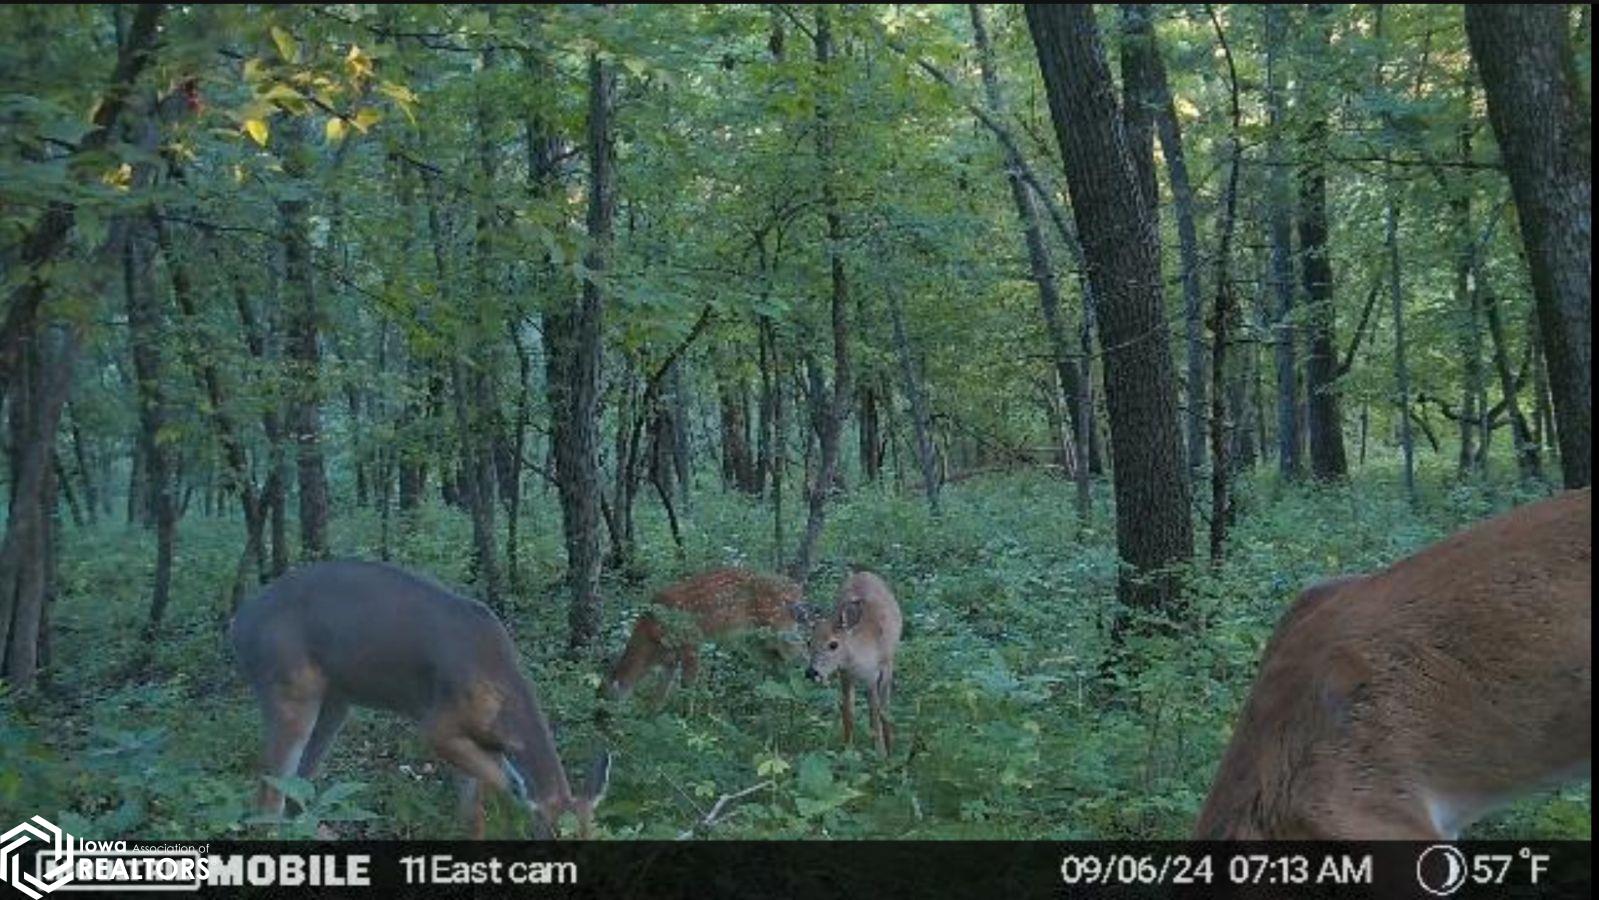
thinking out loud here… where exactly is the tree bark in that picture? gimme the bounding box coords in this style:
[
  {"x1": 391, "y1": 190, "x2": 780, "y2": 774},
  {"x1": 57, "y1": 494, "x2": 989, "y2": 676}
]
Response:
[
  {"x1": 970, "y1": 3, "x2": 1102, "y2": 478},
  {"x1": 888, "y1": 289, "x2": 941, "y2": 516},
  {"x1": 549, "y1": 47, "x2": 613, "y2": 651},
  {"x1": 1465, "y1": 5, "x2": 1591, "y2": 488},
  {"x1": 1026, "y1": 4, "x2": 1194, "y2": 616},
  {"x1": 790, "y1": 8, "x2": 854, "y2": 586},
  {"x1": 1263, "y1": 5, "x2": 1303, "y2": 480},
  {"x1": 1298, "y1": 4, "x2": 1348, "y2": 482},
  {"x1": 278, "y1": 118, "x2": 331, "y2": 559}
]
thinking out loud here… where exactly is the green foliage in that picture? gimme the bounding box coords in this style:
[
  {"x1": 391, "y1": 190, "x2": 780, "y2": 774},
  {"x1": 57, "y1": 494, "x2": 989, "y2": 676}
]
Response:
[{"x1": 7, "y1": 464, "x2": 1586, "y2": 840}]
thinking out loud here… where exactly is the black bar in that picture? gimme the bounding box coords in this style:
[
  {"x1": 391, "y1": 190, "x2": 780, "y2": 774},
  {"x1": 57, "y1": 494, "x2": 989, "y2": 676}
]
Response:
[{"x1": 13, "y1": 840, "x2": 1591, "y2": 899}]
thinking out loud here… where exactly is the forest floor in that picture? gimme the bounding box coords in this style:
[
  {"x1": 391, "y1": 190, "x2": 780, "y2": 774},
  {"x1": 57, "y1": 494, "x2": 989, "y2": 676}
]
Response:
[{"x1": 1, "y1": 461, "x2": 1590, "y2": 839}]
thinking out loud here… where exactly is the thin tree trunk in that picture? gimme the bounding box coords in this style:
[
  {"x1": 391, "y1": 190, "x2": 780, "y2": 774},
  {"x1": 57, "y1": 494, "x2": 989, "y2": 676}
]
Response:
[
  {"x1": 1482, "y1": 288, "x2": 1541, "y2": 479},
  {"x1": 790, "y1": 8, "x2": 853, "y2": 586},
  {"x1": 1264, "y1": 5, "x2": 1303, "y2": 480},
  {"x1": 970, "y1": 3, "x2": 1102, "y2": 478},
  {"x1": 887, "y1": 290, "x2": 941, "y2": 516}
]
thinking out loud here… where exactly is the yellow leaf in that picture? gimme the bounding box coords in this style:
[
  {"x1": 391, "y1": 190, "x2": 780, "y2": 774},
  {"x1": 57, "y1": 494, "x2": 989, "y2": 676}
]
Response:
[
  {"x1": 101, "y1": 162, "x2": 133, "y2": 190},
  {"x1": 233, "y1": 164, "x2": 246, "y2": 184},
  {"x1": 262, "y1": 83, "x2": 304, "y2": 104},
  {"x1": 243, "y1": 118, "x2": 269, "y2": 147},
  {"x1": 325, "y1": 117, "x2": 347, "y2": 144},
  {"x1": 242, "y1": 57, "x2": 265, "y2": 83},
  {"x1": 270, "y1": 25, "x2": 299, "y2": 63},
  {"x1": 351, "y1": 107, "x2": 381, "y2": 134}
]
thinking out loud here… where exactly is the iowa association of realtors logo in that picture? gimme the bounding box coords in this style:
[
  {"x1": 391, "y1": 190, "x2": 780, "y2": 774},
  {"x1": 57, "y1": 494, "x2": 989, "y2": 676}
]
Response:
[{"x1": 0, "y1": 816, "x2": 75, "y2": 899}]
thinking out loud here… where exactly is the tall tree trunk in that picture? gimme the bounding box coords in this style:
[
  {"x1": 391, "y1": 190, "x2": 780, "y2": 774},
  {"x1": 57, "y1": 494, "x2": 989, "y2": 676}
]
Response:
[
  {"x1": 888, "y1": 290, "x2": 941, "y2": 516},
  {"x1": 0, "y1": 327, "x2": 77, "y2": 689},
  {"x1": 549, "y1": 47, "x2": 613, "y2": 652},
  {"x1": 123, "y1": 222, "x2": 176, "y2": 633},
  {"x1": 156, "y1": 217, "x2": 263, "y2": 614},
  {"x1": 1204, "y1": 6, "x2": 1243, "y2": 563},
  {"x1": 278, "y1": 119, "x2": 331, "y2": 559},
  {"x1": 1263, "y1": 5, "x2": 1303, "y2": 480},
  {"x1": 1298, "y1": 4, "x2": 1348, "y2": 482},
  {"x1": 1026, "y1": 4, "x2": 1194, "y2": 617},
  {"x1": 1122, "y1": 5, "x2": 1206, "y2": 475},
  {"x1": 1465, "y1": 5, "x2": 1591, "y2": 488},
  {"x1": 790, "y1": 8, "x2": 854, "y2": 586},
  {"x1": 970, "y1": 3, "x2": 1102, "y2": 477}
]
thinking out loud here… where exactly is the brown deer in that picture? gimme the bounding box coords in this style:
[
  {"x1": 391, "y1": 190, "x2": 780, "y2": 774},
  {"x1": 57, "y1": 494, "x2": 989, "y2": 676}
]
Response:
[
  {"x1": 805, "y1": 569, "x2": 904, "y2": 756},
  {"x1": 230, "y1": 560, "x2": 610, "y2": 839},
  {"x1": 601, "y1": 567, "x2": 809, "y2": 700},
  {"x1": 1196, "y1": 488, "x2": 1591, "y2": 839}
]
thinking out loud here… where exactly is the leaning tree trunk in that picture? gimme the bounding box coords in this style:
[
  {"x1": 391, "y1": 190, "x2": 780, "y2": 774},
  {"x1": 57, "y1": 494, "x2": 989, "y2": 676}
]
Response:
[
  {"x1": 1465, "y1": 5, "x2": 1591, "y2": 488},
  {"x1": 970, "y1": 3, "x2": 1101, "y2": 479},
  {"x1": 1026, "y1": 4, "x2": 1194, "y2": 617}
]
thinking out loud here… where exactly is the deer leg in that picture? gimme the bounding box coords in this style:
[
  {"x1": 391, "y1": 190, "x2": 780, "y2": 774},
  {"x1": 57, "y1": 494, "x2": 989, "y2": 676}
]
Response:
[
  {"x1": 869, "y1": 671, "x2": 895, "y2": 757},
  {"x1": 866, "y1": 673, "x2": 891, "y2": 756},
  {"x1": 295, "y1": 697, "x2": 350, "y2": 778},
  {"x1": 426, "y1": 726, "x2": 531, "y2": 838},
  {"x1": 839, "y1": 673, "x2": 855, "y2": 747},
  {"x1": 255, "y1": 691, "x2": 320, "y2": 817},
  {"x1": 678, "y1": 644, "x2": 701, "y2": 683},
  {"x1": 456, "y1": 776, "x2": 486, "y2": 840}
]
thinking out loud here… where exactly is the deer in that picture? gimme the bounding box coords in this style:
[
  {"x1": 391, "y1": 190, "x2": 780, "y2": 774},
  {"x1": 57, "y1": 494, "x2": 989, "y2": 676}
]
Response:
[
  {"x1": 230, "y1": 559, "x2": 611, "y2": 839},
  {"x1": 601, "y1": 567, "x2": 810, "y2": 701},
  {"x1": 805, "y1": 569, "x2": 904, "y2": 756},
  {"x1": 1196, "y1": 487, "x2": 1591, "y2": 839}
]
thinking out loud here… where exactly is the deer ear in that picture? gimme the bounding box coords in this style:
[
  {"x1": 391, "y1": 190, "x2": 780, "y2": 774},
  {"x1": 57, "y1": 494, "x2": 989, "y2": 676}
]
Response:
[{"x1": 839, "y1": 599, "x2": 865, "y2": 630}]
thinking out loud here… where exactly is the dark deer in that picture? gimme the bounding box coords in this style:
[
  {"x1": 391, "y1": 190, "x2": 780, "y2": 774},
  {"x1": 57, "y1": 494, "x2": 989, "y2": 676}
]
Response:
[{"x1": 231, "y1": 560, "x2": 610, "y2": 838}]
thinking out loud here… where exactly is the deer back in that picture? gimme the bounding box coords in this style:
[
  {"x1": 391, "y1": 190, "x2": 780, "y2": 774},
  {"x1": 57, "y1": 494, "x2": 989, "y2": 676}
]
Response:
[{"x1": 1195, "y1": 488, "x2": 1592, "y2": 839}]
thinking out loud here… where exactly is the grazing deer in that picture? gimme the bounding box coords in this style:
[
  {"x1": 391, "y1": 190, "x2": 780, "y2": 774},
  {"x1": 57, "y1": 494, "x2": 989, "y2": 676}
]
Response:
[
  {"x1": 601, "y1": 567, "x2": 809, "y2": 700},
  {"x1": 1196, "y1": 488, "x2": 1591, "y2": 839},
  {"x1": 805, "y1": 569, "x2": 904, "y2": 756},
  {"x1": 230, "y1": 560, "x2": 611, "y2": 839}
]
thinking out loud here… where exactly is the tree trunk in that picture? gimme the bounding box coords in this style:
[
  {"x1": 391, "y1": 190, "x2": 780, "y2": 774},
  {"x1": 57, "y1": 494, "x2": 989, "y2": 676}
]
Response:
[
  {"x1": 790, "y1": 8, "x2": 854, "y2": 586},
  {"x1": 549, "y1": 47, "x2": 612, "y2": 652},
  {"x1": 1121, "y1": 5, "x2": 1207, "y2": 476},
  {"x1": 1026, "y1": 4, "x2": 1194, "y2": 616},
  {"x1": 1482, "y1": 288, "x2": 1541, "y2": 479},
  {"x1": 122, "y1": 223, "x2": 176, "y2": 633},
  {"x1": 1298, "y1": 4, "x2": 1348, "y2": 482},
  {"x1": 970, "y1": 3, "x2": 1102, "y2": 478},
  {"x1": 1263, "y1": 5, "x2": 1303, "y2": 480},
  {"x1": 0, "y1": 327, "x2": 77, "y2": 689},
  {"x1": 1465, "y1": 5, "x2": 1591, "y2": 488},
  {"x1": 278, "y1": 118, "x2": 331, "y2": 559},
  {"x1": 888, "y1": 290, "x2": 941, "y2": 516}
]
